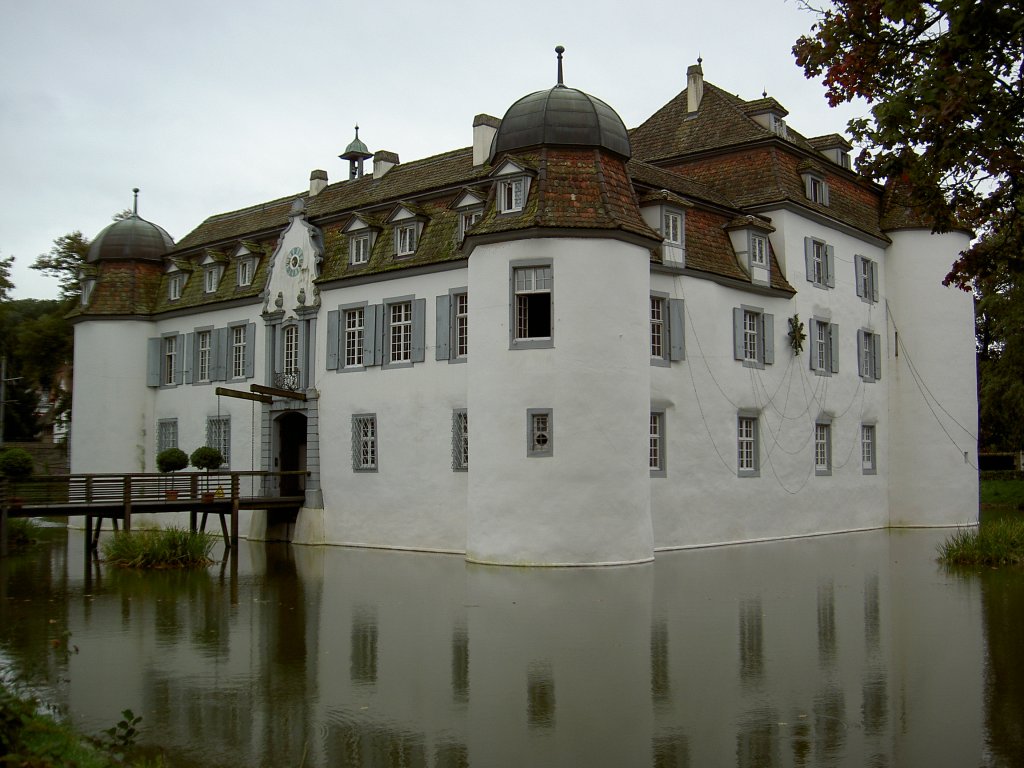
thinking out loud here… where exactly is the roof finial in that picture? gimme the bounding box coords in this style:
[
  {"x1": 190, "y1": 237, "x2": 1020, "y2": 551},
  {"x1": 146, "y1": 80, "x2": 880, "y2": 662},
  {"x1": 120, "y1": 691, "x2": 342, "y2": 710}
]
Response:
[
  {"x1": 555, "y1": 45, "x2": 565, "y2": 87},
  {"x1": 132, "y1": 187, "x2": 139, "y2": 216},
  {"x1": 762, "y1": 87, "x2": 768, "y2": 99},
  {"x1": 354, "y1": 124, "x2": 360, "y2": 138},
  {"x1": 697, "y1": 53, "x2": 703, "y2": 66}
]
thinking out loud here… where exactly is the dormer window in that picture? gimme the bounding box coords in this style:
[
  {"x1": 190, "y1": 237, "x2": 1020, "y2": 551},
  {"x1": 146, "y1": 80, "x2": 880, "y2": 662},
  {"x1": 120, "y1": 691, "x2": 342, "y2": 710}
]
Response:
[
  {"x1": 663, "y1": 211, "x2": 683, "y2": 246},
  {"x1": 237, "y1": 258, "x2": 254, "y2": 287},
  {"x1": 204, "y1": 266, "x2": 222, "y2": 294},
  {"x1": 344, "y1": 215, "x2": 380, "y2": 266},
  {"x1": 169, "y1": 273, "x2": 183, "y2": 301},
  {"x1": 81, "y1": 279, "x2": 95, "y2": 306},
  {"x1": 396, "y1": 224, "x2": 417, "y2": 256},
  {"x1": 802, "y1": 171, "x2": 830, "y2": 206},
  {"x1": 498, "y1": 178, "x2": 525, "y2": 213},
  {"x1": 459, "y1": 209, "x2": 483, "y2": 241},
  {"x1": 750, "y1": 234, "x2": 768, "y2": 267},
  {"x1": 351, "y1": 234, "x2": 370, "y2": 265}
]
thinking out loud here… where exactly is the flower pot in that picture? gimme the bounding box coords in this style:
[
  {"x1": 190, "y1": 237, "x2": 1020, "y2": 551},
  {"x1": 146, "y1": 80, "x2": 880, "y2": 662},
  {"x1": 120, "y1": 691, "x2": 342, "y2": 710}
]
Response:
[
  {"x1": 201, "y1": 492, "x2": 215, "y2": 504},
  {"x1": 165, "y1": 490, "x2": 179, "y2": 500}
]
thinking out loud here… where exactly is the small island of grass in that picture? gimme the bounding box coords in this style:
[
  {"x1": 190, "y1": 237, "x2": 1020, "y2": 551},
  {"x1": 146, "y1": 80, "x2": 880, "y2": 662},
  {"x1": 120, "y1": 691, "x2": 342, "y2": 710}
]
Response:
[
  {"x1": 101, "y1": 527, "x2": 217, "y2": 569},
  {"x1": 938, "y1": 517, "x2": 1024, "y2": 566}
]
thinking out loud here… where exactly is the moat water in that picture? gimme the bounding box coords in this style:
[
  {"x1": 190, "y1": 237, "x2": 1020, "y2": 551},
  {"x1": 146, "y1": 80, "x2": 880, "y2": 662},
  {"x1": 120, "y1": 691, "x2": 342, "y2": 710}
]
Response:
[{"x1": 1, "y1": 525, "x2": 1022, "y2": 767}]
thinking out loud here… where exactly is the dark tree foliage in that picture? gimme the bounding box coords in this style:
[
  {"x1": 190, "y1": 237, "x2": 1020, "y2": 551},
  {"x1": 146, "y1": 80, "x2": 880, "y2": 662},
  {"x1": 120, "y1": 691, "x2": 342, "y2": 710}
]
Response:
[
  {"x1": 975, "y1": 255, "x2": 1024, "y2": 452},
  {"x1": 31, "y1": 230, "x2": 91, "y2": 301},
  {"x1": 0, "y1": 254, "x2": 13, "y2": 301},
  {"x1": 793, "y1": 0, "x2": 1024, "y2": 287}
]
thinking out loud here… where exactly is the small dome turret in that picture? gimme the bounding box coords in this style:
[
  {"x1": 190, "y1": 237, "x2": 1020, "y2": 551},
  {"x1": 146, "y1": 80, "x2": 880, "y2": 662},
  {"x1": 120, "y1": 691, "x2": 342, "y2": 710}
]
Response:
[{"x1": 87, "y1": 189, "x2": 174, "y2": 263}]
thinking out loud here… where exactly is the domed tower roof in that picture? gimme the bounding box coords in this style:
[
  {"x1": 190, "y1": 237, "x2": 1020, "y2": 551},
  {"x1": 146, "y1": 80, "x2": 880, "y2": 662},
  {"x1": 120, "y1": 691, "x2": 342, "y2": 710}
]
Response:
[
  {"x1": 87, "y1": 189, "x2": 174, "y2": 263},
  {"x1": 490, "y1": 46, "x2": 631, "y2": 162}
]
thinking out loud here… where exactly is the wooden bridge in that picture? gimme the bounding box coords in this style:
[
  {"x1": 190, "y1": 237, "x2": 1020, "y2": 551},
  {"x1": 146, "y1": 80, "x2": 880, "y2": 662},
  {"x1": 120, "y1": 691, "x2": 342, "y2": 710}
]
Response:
[{"x1": 0, "y1": 471, "x2": 307, "y2": 557}]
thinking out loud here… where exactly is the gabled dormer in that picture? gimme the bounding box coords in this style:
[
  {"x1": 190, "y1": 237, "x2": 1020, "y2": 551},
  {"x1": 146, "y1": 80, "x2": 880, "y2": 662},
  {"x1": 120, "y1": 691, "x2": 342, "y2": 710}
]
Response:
[
  {"x1": 450, "y1": 189, "x2": 486, "y2": 242},
  {"x1": 232, "y1": 243, "x2": 259, "y2": 288},
  {"x1": 724, "y1": 215, "x2": 776, "y2": 287},
  {"x1": 166, "y1": 260, "x2": 191, "y2": 301},
  {"x1": 199, "y1": 250, "x2": 227, "y2": 294},
  {"x1": 797, "y1": 160, "x2": 830, "y2": 206},
  {"x1": 744, "y1": 97, "x2": 790, "y2": 139},
  {"x1": 77, "y1": 264, "x2": 98, "y2": 306},
  {"x1": 385, "y1": 203, "x2": 428, "y2": 258},
  {"x1": 343, "y1": 213, "x2": 382, "y2": 266},
  {"x1": 490, "y1": 159, "x2": 533, "y2": 215},
  {"x1": 639, "y1": 190, "x2": 691, "y2": 266},
  {"x1": 808, "y1": 134, "x2": 853, "y2": 170}
]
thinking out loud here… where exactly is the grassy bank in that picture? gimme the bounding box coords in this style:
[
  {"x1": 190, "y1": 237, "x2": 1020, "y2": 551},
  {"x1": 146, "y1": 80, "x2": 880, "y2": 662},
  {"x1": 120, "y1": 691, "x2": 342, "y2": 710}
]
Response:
[
  {"x1": 939, "y1": 517, "x2": 1024, "y2": 566},
  {"x1": 101, "y1": 527, "x2": 217, "y2": 569}
]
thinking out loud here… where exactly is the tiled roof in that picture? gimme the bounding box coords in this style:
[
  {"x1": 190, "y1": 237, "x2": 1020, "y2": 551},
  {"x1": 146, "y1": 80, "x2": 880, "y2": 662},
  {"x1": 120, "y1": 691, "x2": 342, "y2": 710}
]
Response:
[
  {"x1": 683, "y1": 207, "x2": 794, "y2": 294},
  {"x1": 69, "y1": 261, "x2": 162, "y2": 318},
  {"x1": 879, "y1": 176, "x2": 940, "y2": 231}
]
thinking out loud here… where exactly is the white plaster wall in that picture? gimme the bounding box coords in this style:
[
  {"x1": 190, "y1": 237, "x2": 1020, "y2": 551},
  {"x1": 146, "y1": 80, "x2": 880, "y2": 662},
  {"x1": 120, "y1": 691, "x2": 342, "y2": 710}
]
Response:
[
  {"x1": 315, "y1": 269, "x2": 470, "y2": 553},
  {"x1": 71, "y1": 320, "x2": 154, "y2": 473},
  {"x1": 650, "y1": 210, "x2": 891, "y2": 549},
  {"x1": 884, "y1": 229, "x2": 978, "y2": 525},
  {"x1": 466, "y1": 238, "x2": 654, "y2": 565}
]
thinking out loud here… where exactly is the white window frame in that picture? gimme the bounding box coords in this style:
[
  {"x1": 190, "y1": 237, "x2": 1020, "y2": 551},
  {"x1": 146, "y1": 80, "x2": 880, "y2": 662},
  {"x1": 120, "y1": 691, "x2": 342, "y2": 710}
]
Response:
[
  {"x1": 498, "y1": 178, "x2": 526, "y2": 214},
  {"x1": 858, "y1": 329, "x2": 882, "y2": 382},
  {"x1": 650, "y1": 410, "x2": 666, "y2": 478},
  {"x1": 651, "y1": 296, "x2": 665, "y2": 359},
  {"x1": 350, "y1": 233, "x2": 370, "y2": 265},
  {"x1": 805, "y1": 238, "x2": 835, "y2": 289},
  {"x1": 169, "y1": 274, "x2": 182, "y2": 301},
  {"x1": 204, "y1": 266, "x2": 221, "y2": 294},
  {"x1": 855, "y1": 255, "x2": 879, "y2": 303},
  {"x1": 237, "y1": 258, "x2": 253, "y2": 287},
  {"x1": 527, "y1": 408, "x2": 553, "y2": 458},
  {"x1": 861, "y1": 424, "x2": 877, "y2": 475},
  {"x1": 231, "y1": 325, "x2": 247, "y2": 379},
  {"x1": 344, "y1": 306, "x2": 365, "y2": 368},
  {"x1": 459, "y1": 209, "x2": 482, "y2": 241},
  {"x1": 733, "y1": 306, "x2": 774, "y2": 369},
  {"x1": 814, "y1": 421, "x2": 832, "y2": 476},
  {"x1": 750, "y1": 234, "x2": 768, "y2": 267},
  {"x1": 663, "y1": 210, "x2": 683, "y2": 246},
  {"x1": 396, "y1": 224, "x2": 417, "y2": 257},
  {"x1": 452, "y1": 409, "x2": 468, "y2": 472},
  {"x1": 804, "y1": 173, "x2": 830, "y2": 206},
  {"x1": 163, "y1": 335, "x2": 178, "y2": 386},
  {"x1": 511, "y1": 262, "x2": 553, "y2": 349},
  {"x1": 197, "y1": 329, "x2": 212, "y2": 383},
  {"x1": 454, "y1": 292, "x2": 468, "y2": 359},
  {"x1": 206, "y1": 416, "x2": 230, "y2": 468},
  {"x1": 388, "y1": 300, "x2": 413, "y2": 363},
  {"x1": 352, "y1": 413, "x2": 378, "y2": 472},
  {"x1": 809, "y1": 318, "x2": 839, "y2": 376},
  {"x1": 283, "y1": 324, "x2": 300, "y2": 376},
  {"x1": 737, "y1": 414, "x2": 759, "y2": 477}
]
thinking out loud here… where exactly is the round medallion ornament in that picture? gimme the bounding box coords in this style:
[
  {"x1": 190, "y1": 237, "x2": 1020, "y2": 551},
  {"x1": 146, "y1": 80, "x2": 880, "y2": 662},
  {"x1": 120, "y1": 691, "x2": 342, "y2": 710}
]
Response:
[{"x1": 285, "y1": 246, "x2": 304, "y2": 277}]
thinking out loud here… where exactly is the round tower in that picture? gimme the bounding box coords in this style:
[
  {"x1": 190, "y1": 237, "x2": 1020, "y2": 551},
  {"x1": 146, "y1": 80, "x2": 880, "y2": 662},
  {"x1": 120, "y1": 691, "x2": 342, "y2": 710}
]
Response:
[{"x1": 464, "y1": 48, "x2": 661, "y2": 565}]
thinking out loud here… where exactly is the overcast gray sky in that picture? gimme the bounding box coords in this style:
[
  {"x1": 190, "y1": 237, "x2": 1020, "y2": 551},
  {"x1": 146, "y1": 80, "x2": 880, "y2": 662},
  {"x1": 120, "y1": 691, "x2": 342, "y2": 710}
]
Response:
[{"x1": 0, "y1": 0, "x2": 865, "y2": 300}]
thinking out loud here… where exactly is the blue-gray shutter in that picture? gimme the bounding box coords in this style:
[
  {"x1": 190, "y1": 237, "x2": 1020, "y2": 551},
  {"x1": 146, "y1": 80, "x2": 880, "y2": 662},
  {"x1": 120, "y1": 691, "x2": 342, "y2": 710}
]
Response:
[
  {"x1": 668, "y1": 298, "x2": 685, "y2": 361},
  {"x1": 732, "y1": 308, "x2": 744, "y2": 360},
  {"x1": 804, "y1": 238, "x2": 814, "y2": 283},
  {"x1": 146, "y1": 337, "x2": 161, "y2": 387},
  {"x1": 830, "y1": 323, "x2": 840, "y2": 373},
  {"x1": 825, "y1": 245, "x2": 836, "y2": 288},
  {"x1": 870, "y1": 261, "x2": 879, "y2": 302},
  {"x1": 212, "y1": 327, "x2": 227, "y2": 381},
  {"x1": 174, "y1": 334, "x2": 185, "y2": 385},
  {"x1": 185, "y1": 332, "x2": 195, "y2": 384},
  {"x1": 364, "y1": 304, "x2": 383, "y2": 366},
  {"x1": 763, "y1": 313, "x2": 775, "y2": 365},
  {"x1": 245, "y1": 323, "x2": 256, "y2": 378},
  {"x1": 412, "y1": 298, "x2": 426, "y2": 363},
  {"x1": 857, "y1": 330, "x2": 865, "y2": 377},
  {"x1": 326, "y1": 310, "x2": 340, "y2": 371},
  {"x1": 854, "y1": 255, "x2": 865, "y2": 298},
  {"x1": 872, "y1": 333, "x2": 882, "y2": 381},
  {"x1": 435, "y1": 295, "x2": 451, "y2": 361}
]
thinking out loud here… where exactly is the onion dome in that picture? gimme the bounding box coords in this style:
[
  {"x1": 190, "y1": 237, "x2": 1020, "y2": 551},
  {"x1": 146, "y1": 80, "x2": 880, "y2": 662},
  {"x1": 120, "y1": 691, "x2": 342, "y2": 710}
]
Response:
[
  {"x1": 87, "y1": 189, "x2": 174, "y2": 263},
  {"x1": 490, "y1": 46, "x2": 631, "y2": 161}
]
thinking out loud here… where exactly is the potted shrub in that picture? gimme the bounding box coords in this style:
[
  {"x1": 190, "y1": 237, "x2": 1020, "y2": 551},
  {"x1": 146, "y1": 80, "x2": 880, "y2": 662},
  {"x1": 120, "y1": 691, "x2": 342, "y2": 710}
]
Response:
[
  {"x1": 0, "y1": 447, "x2": 34, "y2": 508},
  {"x1": 156, "y1": 447, "x2": 189, "y2": 498},
  {"x1": 190, "y1": 446, "x2": 224, "y2": 502}
]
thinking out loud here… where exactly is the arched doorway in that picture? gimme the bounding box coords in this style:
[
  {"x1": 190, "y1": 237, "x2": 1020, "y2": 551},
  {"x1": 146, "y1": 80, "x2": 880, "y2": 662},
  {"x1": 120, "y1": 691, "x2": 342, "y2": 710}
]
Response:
[{"x1": 269, "y1": 411, "x2": 306, "y2": 540}]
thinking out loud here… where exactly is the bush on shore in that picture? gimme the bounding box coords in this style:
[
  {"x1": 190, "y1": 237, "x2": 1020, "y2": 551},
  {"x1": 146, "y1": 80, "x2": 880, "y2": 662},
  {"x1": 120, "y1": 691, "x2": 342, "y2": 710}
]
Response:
[
  {"x1": 101, "y1": 527, "x2": 217, "y2": 569},
  {"x1": 938, "y1": 517, "x2": 1024, "y2": 566}
]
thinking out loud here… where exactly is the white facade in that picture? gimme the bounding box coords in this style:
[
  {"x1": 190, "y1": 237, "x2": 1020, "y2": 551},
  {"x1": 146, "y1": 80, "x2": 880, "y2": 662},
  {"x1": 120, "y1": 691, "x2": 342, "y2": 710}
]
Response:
[{"x1": 69, "y1": 65, "x2": 978, "y2": 565}]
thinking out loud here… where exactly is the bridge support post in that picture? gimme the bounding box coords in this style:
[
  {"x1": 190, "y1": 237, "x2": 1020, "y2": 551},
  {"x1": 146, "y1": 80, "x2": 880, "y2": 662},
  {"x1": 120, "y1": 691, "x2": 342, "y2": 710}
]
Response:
[
  {"x1": 230, "y1": 474, "x2": 239, "y2": 548},
  {"x1": 122, "y1": 476, "x2": 132, "y2": 532}
]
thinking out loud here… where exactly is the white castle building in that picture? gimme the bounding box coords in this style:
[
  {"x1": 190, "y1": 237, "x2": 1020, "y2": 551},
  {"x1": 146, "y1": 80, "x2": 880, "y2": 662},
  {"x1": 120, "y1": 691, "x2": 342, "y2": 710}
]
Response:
[{"x1": 70, "y1": 53, "x2": 978, "y2": 566}]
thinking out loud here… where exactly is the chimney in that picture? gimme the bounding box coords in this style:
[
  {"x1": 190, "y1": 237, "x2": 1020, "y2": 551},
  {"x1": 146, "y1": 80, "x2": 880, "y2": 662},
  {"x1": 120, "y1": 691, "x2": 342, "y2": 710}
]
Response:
[
  {"x1": 687, "y1": 61, "x2": 704, "y2": 113},
  {"x1": 473, "y1": 114, "x2": 501, "y2": 166},
  {"x1": 373, "y1": 150, "x2": 399, "y2": 178},
  {"x1": 309, "y1": 169, "x2": 328, "y2": 196}
]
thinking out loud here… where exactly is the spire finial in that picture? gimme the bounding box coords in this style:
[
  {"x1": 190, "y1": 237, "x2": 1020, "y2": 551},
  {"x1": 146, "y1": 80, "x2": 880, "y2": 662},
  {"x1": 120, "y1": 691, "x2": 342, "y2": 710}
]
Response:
[
  {"x1": 132, "y1": 187, "x2": 139, "y2": 216},
  {"x1": 555, "y1": 45, "x2": 565, "y2": 87},
  {"x1": 354, "y1": 124, "x2": 359, "y2": 139},
  {"x1": 762, "y1": 87, "x2": 768, "y2": 99}
]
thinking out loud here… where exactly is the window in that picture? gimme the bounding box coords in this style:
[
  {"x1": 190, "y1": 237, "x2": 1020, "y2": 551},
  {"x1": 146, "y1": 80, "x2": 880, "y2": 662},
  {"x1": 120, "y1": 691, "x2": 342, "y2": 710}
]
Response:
[
  {"x1": 157, "y1": 419, "x2": 178, "y2": 453},
  {"x1": 750, "y1": 234, "x2": 768, "y2": 267},
  {"x1": 163, "y1": 336, "x2": 178, "y2": 386},
  {"x1": 231, "y1": 325, "x2": 247, "y2": 379},
  {"x1": 804, "y1": 173, "x2": 830, "y2": 205},
  {"x1": 436, "y1": 290, "x2": 469, "y2": 362},
  {"x1": 459, "y1": 209, "x2": 482, "y2": 241},
  {"x1": 651, "y1": 295, "x2": 685, "y2": 365},
  {"x1": 352, "y1": 414, "x2": 377, "y2": 471},
  {"x1": 737, "y1": 415, "x2": 759, "y2": 477},
  {"x1": 197, "y1": 330, "x2": 212, "y2": 382},
  {"x1": 861, "y1": 424, "x2": 877, "y2": 474},
  {"x1": 663, "y1": 211, "x2": 683, "y2": 245},
  {"x1": 283, "y1": 325, "x2": 299, "y2": 375},
  {"x1": 454, "y1": 292, "x2": 468, "y2": 358},
  {"x1": 345, "y1": 307, "x2": 365, "y2": 368},
  {"x1": 804, "y1": 238, "x2": 835, "y2": 289},
  {"x1": 206, "y1": 416, "x2": 230, "y2": 467},
  {"x1": 855, "y1": 255, "x2": 879, "y2": 303},
  {"x1": 512, "y1": 264, "x2": 553, "y2": 348},
  {"x1": 527, "y1": 409, "x2": 553, "y2": 458},
  {"x1": 650, "y1": 411, "x2": 666, "y2": 477},
  {"x1": 204, "y1": 267, "x2": 220, "y2": 294},
  {"x1": 169, "y1": 274, "x2": 182, "y2": 301},
  {"x1": 498, "y1": 178, "x2": 525, "y2": 213},
  {"x1": 809, "y1": 318, "x2": 839, "y2": 375},
  {"x1": 396, "y1": 224, "x2": 417, "y2": 256},
  {"x1": 350, "y1": 234, "x2": 370, "y2": 265},
  {"x1": 814, "y1": 422, "x2": 832, "y2": 476},
  {"x1": 452, "y1": 409, "x2": 468, "y2": 471},
  {"x1": 388, "y1": 301, "x2": 413, "y2": 363},
  {"x1": 81, "y1": 279, "x2": 95, "y2": 305},
  {"x1": 732, "y1": 307, "x2": 774, "y2": 368},
  {"x1": 858, "y1": 330, "x2": 882, "y2": 382},
  {"x1": 237, "y1": 258, "x2": 253, "y2": 287}
]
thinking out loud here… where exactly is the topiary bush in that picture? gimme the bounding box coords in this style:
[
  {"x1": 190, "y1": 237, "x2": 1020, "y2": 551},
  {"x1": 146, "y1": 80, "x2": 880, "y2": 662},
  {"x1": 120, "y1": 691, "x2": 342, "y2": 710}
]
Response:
[
  {"x1": 189, "y1": 447, "x2": 224, "y2": 472},
  {"x1": 156, "y1": 447, "x2": 189, "y2": 474},
  {"x1": 0, "y1": 447, "x2": 34, "y2": 482}
]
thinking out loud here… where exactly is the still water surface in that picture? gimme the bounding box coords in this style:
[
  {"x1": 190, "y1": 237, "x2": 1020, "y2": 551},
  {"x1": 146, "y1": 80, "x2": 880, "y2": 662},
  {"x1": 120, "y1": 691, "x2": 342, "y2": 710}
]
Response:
[{"x1": 1, "y1": 527, "x2": 1022, "y2": 767}]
